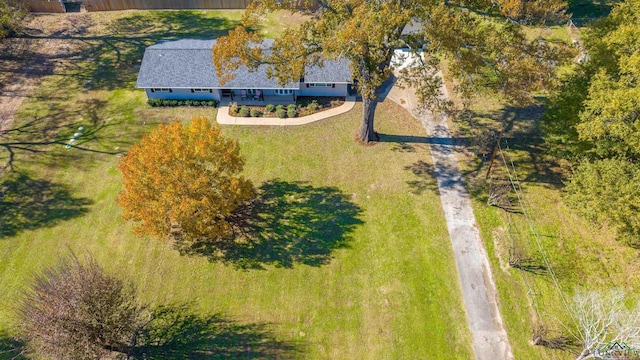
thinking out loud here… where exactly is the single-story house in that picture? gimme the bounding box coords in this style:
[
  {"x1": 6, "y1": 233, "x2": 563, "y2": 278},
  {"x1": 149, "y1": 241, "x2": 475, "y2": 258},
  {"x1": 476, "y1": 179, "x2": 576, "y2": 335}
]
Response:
[{"x1": 135, "y1": 39, "x2": 352, "y2": 102}]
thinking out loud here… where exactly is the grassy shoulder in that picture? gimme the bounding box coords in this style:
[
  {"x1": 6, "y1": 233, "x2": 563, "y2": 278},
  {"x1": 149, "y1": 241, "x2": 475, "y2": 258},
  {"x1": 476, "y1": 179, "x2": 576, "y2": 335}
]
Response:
[
  {"x1": 442, "y1": 23, "x2": 640, "y2": 358},
  {"x1": 0, "y1": 11, "x2": 472, "y2": 359}
]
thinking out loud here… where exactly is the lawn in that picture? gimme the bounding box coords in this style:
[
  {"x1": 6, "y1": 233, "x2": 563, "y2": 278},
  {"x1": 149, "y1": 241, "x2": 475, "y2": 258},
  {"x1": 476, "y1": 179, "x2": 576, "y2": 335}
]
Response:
[
  {"x1": 0, "y1": 11, "x2": 472, "y2": 359},
  {"x1": 441, "y1": 22, "x2": 640, "y2": 359}
]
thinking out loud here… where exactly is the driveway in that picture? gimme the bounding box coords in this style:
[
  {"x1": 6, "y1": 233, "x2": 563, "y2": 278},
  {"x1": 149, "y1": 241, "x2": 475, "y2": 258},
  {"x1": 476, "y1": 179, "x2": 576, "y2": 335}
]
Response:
[{"x1": 386, "y1": 75, "x2": 514, "y2": 360}]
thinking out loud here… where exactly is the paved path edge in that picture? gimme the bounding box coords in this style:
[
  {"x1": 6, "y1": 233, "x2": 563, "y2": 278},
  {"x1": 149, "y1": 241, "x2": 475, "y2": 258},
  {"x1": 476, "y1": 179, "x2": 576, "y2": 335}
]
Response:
[{"x1": 216, "y1": 96, "x2": 356, "y2": 126}]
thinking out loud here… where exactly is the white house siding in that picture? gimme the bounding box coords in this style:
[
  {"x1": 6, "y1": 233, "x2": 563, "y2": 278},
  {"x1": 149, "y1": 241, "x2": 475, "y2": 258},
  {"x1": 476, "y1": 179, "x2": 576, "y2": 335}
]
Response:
[
  {"x1": 145, "y1": 88, "x2": 220, "y2": 101},
  {"x1": 298, "y1": 83, "x2": 348, "y2": 97}
]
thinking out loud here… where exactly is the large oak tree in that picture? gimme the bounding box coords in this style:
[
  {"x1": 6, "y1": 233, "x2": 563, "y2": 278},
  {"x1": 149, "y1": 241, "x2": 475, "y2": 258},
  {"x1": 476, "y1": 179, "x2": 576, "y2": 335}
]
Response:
[
  {"x1": 213, "y1": 0, "x2": 568, "y2": 143},
  {"x1": 117, "y1": 117, "x2": 254, "y2": 254}
]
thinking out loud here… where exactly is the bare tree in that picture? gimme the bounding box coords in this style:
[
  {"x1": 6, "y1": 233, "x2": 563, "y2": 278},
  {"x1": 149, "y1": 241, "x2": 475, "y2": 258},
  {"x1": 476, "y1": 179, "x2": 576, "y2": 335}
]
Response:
[
  {"x1": 19, "y1": 254, "x2": 146, "y2": 359},
  {"x1": 570, "y1": 289, "x2": 640, "y2": 360}
]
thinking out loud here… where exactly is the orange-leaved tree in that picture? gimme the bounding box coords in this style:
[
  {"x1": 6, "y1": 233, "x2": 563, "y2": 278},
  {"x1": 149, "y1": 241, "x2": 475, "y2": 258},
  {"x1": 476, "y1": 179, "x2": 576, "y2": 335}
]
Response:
[{"x1": 117, "y1": 117, "x2": 254, "y2": 254}]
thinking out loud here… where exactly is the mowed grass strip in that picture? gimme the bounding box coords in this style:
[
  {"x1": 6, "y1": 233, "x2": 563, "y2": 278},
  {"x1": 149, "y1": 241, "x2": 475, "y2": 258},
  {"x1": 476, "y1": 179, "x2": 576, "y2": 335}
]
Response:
[{"x1": 1, "y1": 10, "x2": 472, "y2": 358}]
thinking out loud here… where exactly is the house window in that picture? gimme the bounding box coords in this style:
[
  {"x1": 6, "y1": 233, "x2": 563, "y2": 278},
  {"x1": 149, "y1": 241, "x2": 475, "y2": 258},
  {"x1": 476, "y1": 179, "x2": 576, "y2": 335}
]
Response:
[
  {"x1": 309, "y1": 83, "x2": 332, "y2": 87},
  {"x1": 191, "y1": 88, "x2": 212, "y2": 93},
  {"x1": 274, "y1": 89, "x2": 293, "y2": 95},
  {"x1": 151, "y1": 88, "x2": 172, "y2": 93}
]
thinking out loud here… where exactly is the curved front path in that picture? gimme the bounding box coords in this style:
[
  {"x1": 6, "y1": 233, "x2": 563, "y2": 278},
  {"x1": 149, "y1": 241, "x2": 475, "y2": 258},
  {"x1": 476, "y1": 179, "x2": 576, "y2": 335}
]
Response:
[
  {"x1": 216, "y1": 97, "x2": 356, "y2": 126},
  {"x1": 387, "y1": 77, "x2": 514, "y2": 360}
]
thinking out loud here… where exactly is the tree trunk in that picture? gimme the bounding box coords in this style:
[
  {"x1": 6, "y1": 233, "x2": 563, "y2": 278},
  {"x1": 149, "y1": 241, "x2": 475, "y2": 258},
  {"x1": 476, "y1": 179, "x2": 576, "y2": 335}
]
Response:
[{"x1": 358, "y1": 97, "x2": 380, "y2": 143}]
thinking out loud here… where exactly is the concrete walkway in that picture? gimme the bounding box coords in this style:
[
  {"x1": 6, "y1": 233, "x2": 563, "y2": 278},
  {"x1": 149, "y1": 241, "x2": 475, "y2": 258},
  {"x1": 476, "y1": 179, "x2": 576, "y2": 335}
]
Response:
[
  {"x1": 216, "y1": 96, "x2": 356, "y2": 125},
  {"x1": 386, "y1": 76, "x2": 514, "y2": 360}
]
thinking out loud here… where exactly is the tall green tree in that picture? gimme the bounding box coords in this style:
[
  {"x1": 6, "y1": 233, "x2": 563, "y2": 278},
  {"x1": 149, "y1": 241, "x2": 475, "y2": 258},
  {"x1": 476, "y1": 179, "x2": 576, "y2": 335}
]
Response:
[
  {"x1": 543, "y1": 0, "x2": 640, "y2": 245},
  {"x1": 213, "y1": 0, "x2": 568, "y2": 143}
]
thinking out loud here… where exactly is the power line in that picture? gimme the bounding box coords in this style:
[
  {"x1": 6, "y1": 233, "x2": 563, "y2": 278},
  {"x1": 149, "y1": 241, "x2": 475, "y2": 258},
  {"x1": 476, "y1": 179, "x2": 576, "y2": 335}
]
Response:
[{"x1": 497, "y1": 139, "x2": 579, "y2": 329}]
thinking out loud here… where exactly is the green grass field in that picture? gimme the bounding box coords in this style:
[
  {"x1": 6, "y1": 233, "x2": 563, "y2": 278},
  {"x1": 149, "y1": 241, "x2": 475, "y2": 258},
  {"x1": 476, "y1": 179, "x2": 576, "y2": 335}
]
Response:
[{"x1": 0, "y1": 11, "x2": 472, "y2": 359}]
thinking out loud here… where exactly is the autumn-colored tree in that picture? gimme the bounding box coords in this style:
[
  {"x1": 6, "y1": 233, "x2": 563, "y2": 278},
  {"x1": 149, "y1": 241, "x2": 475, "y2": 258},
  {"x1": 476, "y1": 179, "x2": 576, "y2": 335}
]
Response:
[
  {"x1": 20, "y1": 255, "x2": 145, "y2": 359},
  {"x1": 117, "y1": 117, "x2": 254, "y2": 254},
  {"x1": 213, "y1": 0, "x2": 568, "y2": 143}
]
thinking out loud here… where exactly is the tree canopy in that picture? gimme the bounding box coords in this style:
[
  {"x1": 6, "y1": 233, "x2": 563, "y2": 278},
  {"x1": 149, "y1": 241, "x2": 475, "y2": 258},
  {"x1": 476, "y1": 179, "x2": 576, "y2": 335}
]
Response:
[
  {"x1": 213, "y1": 0, "x2": 569, "y2": 143},
  {"x1": 117, "y1": 117, "x2": 254, "y2": 254},
  {"x1": 0, "y1": 0, "x2": 26, "y2": 39},
  {"x1": 542, "y1": 0, "x2": 640, "y2": 245},
  {"x1": 20, "y1": 255, "x2": 145, "y2": 359}
]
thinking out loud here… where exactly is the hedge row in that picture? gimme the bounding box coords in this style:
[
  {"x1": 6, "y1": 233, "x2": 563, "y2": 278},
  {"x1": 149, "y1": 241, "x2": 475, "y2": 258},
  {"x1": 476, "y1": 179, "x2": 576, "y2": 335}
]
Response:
[{"x1": 147, "y1": 99, "x2": 218, "y2": 107}]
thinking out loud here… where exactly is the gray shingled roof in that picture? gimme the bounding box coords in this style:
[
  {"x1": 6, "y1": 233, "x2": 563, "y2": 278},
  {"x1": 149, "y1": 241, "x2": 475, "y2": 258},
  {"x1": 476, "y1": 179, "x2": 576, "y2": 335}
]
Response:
[
  {"x1": 136, "y1": 39, "x2": 351, "y2": 89},
  {"x1": 304, "y1": 59, "x2": 352, "y2": 83}
]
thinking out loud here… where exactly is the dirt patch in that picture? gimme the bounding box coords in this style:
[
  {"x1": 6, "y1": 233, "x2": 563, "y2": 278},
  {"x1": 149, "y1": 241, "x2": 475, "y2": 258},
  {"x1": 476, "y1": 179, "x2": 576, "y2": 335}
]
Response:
[{"x1": 0, "y1": 13, "x2": 94, "y2": 132}]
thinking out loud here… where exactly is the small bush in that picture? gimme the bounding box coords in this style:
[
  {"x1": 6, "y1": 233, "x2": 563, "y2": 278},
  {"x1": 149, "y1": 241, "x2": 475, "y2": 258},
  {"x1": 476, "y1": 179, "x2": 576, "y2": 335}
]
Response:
[
  {"x1": 276, "y1": 108, "x2": 287, "y2": 118},
  {"x1": 330, "y1": 99, "x2": 342, "y2": 107},
  {"x1": 265, "y1": 104, "x2": 276, "y2": 112},
  {"x1": 276, "y1": 105, "x2": 285, "y2": 111},
  {"x1": 287, "y1": 104, "x2": 297, "y2": 111},
  {"x1": 250, "y1": 108, "x2": 262, "y2": 117},
  {"x1": 239, "y1": 106, "x2": 250, "y2": 117},
  {"x1": 147, "y1": 98, "x2": 218, "y2": 107},
  {"x1": 287, "y1": 109, "x2": 297, "y2": 118},
  {"x1": 229, "y1": 102, "x2": 239, "y2": 114},
  {"x1": 307, "y1": 100, "x2": 320, "y2": 111}
]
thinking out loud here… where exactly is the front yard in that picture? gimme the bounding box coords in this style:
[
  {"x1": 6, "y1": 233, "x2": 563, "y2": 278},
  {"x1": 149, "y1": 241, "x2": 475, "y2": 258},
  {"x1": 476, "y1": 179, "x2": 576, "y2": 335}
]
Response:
[{"x1": 0, "y1": 10, "x2": 472, "y2": 359}]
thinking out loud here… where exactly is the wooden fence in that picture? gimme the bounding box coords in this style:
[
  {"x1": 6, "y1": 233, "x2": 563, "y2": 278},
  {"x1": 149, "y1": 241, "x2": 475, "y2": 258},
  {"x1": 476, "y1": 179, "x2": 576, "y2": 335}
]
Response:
[
  {"x1": 82, "y1": 0, "x2": 253, "y2": 11},
  {"x1": 26, "y1": 0, "x2": 66, "y2": 13}
]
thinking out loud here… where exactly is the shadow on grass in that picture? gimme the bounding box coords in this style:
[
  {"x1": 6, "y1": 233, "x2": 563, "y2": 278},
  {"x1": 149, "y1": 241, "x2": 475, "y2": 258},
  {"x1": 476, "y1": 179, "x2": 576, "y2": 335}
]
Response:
[
  {"x1": 191, "y1": 180, "x2": 363, "y2": 269},
  {"x1": 404, "y1": 160, "x2": 440, "y2": 195},
  {"x1": 0, "y1": 97, "x2": 132, "y2": 170},
  {"x1": 14, "y1": 11, "x2": 243, "y2": 91},
  {"x1": 457, "y1": 103, "x2": 566, "y2": 190},
  {"x1": 0, "y1": 172, "x2": 92, "y2": 239},
  {"x1": 134, "y1": 305, "x2": 300, "y2": 359},
  {"x1": 0, "y1": 331, "x2": 26, "y2": 360}
]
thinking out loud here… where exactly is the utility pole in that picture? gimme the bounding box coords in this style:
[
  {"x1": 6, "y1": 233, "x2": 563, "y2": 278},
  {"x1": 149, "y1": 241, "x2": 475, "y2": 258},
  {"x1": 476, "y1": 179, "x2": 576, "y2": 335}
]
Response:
[{"x1": 485, "y1": 128, "x2": 504, "y2": 180}]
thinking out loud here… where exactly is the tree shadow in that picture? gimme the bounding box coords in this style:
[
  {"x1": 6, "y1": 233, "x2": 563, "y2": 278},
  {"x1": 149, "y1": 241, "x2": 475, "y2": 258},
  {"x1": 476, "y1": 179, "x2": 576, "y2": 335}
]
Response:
[
  {"x1": 499, "y1": 104, "x2": 566, "y2": 189},
  {"x1": 195, "y1": 180, "x2": 363, "y2": 269},
  {"x1": 0, "y1": 172, "x2": 92, "y2": 239},
  {"x1": 15, "y1": 11, "x2": 244, "y2": 91},
  {"x1": 134, "y1": 304, "x2": 301, "y2": 359},
  {"x1": 404, "y1": 160, "x2": 440, "y2": 195},
  {"x1": 513, "y1": 263, "x2": 548, "y2": 275},
  {"x1": 0, "y1": 331, "x2": 26, "y2": 360},
  {"x1": 459, "y1": 103, "x2": 567, "y2": 190},
  {"x1": 1, "y1": 97, "x2": 140, "y2": 170}
]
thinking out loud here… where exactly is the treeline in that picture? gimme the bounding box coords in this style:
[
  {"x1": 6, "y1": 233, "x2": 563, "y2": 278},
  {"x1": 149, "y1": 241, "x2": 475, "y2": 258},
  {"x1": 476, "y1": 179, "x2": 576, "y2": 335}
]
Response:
[{"x1": 542, "y1": 0, "x2": 640, "y2": 246}]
